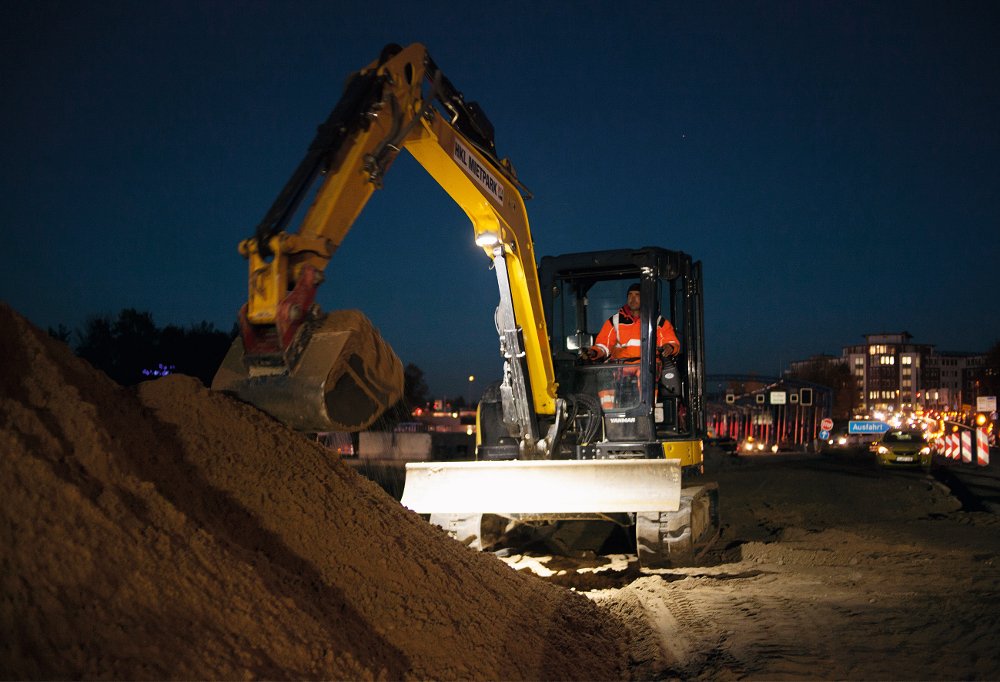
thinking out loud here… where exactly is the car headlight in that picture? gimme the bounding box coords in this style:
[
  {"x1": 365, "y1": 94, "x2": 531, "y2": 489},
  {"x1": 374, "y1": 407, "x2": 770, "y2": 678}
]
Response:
[
  {"x1": 920, "y1": 446, "x2": 930, "y2": 455},
  {"x1": 877, "y1": 446, "x2": 889, "y2": 455},
  {"x1": 837, "y1": 436, "x2": 847, "y2": 446}
]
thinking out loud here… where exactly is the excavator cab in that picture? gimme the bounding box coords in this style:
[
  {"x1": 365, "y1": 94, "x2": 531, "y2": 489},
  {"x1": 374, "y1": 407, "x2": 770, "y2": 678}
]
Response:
[{"x1": 539, "y1": 247, "x2": 706, "y2": 466}]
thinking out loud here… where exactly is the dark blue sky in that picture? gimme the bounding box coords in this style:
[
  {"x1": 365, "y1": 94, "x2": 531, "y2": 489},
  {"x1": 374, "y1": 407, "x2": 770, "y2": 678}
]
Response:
[{"x1": 3, "y1": 1, "x2": 999, "y2": 398}]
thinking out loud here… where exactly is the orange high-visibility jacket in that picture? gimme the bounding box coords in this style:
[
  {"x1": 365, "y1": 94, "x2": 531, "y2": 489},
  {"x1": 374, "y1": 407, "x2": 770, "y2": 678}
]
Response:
[{"x1": 594, "y1": 306, "x2": 680, "y2": 361}]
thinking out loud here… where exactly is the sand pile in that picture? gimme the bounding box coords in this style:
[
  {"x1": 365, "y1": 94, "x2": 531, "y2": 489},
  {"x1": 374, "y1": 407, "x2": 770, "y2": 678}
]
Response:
[{"x1": 0, "y1": 303, "x2": 625, "y2": 680}]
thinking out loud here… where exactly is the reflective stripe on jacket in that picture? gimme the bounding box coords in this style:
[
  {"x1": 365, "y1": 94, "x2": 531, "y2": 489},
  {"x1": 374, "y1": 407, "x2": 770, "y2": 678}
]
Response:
[{"x1": 595, "y1": 306, "x2": 680, "y2": 360}]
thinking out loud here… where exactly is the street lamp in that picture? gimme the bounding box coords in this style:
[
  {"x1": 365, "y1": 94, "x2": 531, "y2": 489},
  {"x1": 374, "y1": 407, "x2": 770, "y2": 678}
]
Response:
[{"x1": 468, "y1": 375, "x2": 475, "y2": 406}]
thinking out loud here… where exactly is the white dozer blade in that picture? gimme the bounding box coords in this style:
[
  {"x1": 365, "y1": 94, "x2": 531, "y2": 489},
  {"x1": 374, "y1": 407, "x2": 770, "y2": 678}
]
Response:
[{"x1": 400, "y1": 458, "x2": 683, "y2": 515}]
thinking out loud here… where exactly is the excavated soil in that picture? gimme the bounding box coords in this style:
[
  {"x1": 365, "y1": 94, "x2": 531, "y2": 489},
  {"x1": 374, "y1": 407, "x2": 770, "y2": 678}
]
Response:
[{"x1": 0, "y1": 303, "x2": 626, "y2": 680}]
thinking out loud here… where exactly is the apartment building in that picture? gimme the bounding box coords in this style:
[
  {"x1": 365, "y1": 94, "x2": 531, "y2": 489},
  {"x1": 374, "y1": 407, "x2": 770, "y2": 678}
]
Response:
[
  {"x1": 789, "y1": 332, "x2": 989, "y2": 415},
  {"x1": 840, "y1": 333, "x2": 933, "y2": 413}
]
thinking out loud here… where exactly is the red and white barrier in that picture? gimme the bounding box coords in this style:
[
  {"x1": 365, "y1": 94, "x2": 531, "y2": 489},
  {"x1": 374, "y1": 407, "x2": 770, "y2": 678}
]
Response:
[
  {"x1": 961, "y1": 431, "x2": 973, "y2": 463},
  {"x1": 936, "y1": 433, "x2": 961, "y2": 460},
  {"x1": 934, "y1": 429, "x2": 991, "y2": 465}
]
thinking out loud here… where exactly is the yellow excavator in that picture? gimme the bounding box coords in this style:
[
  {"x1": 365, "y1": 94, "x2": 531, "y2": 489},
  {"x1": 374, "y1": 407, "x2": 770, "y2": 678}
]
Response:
[{"x1": 213, "y1": 43, "x2": 718, "y2": 568}]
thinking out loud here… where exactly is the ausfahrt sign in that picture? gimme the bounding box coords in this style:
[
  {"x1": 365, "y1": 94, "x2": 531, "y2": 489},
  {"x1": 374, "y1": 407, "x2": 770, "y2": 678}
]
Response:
[{"x1": 849, "y1": 420, "x2": 890, "y2": 434}]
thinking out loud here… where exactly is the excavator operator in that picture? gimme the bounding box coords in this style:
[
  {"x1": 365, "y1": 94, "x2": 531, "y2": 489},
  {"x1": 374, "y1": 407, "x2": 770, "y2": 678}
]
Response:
[
  {"x1": 582, "y1": 283, "x2": 682, "y2": 413},
  {"x1": 584, "y1": 284, "x2": 680, "y2": 362}
]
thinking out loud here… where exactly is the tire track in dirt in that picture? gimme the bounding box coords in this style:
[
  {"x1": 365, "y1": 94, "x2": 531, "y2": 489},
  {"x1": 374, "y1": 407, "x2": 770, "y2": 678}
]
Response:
[{"x1": 581, "y1": 451, "x2": 1000, "y2": 680}]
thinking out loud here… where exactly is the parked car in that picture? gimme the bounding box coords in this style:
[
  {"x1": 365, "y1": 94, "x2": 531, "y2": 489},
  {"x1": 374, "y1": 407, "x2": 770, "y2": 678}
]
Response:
[
  {"x1": 822, "y1": 430, "x2": 873, "y2": 452},
  {"x1": 737, "y1": 436, "x2": 768, "y2": 455},
  {"x1": 822, "y1": 430, "x2": 852, "y2": 452},
  {"x1": 871, "y1": 429, "x2": 932, "y2": 471},
  {"x1": 705, "y1": 436, "x2": 738, "y2": 455}
]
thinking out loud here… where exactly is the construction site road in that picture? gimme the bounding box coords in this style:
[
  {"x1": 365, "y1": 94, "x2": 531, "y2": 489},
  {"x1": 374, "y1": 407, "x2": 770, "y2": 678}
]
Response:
[{"x1": 504, "y1": 447, "x2": 1000, "y2": 680}]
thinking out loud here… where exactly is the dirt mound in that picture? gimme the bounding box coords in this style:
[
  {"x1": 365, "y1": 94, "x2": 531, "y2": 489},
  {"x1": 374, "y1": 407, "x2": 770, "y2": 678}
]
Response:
[{"x1": 0, "y1": 303, "x2": 625, "y2": 680}]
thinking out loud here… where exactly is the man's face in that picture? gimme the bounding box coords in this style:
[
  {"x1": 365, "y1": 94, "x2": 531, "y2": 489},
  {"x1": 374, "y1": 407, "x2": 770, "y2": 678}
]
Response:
[{"x1": 627, "y1": 289, "x2": 640, "y2": 314}]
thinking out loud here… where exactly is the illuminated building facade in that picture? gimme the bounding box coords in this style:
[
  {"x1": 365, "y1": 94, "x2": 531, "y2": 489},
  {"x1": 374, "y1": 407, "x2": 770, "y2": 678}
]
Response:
[
  {"x1": 922, "y1": 351, "x2": 984, "y2": 411},
  {"x1": 789, "y1": 333, "x2": 988, "y2": 415},
  {"x1": 840, "y1": 333, "x2": 932, "y2": 414}
]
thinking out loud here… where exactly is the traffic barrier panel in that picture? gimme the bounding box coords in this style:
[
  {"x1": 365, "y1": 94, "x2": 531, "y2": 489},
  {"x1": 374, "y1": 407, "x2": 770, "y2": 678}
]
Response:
[
  {"x1": 978, "y1": 427, "x2": 990, "y2": 466},
  {"x1": 940, "y1": 433, "x2": 961, "y2": 460},
  {"x1": 961, "y1": 431, "x2": 973, "y2": 463}
]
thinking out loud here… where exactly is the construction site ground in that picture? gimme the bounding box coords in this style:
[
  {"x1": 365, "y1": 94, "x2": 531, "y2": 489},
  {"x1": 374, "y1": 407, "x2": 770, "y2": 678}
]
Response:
[
  {"x1": 506, "y1": 448, "x2": 1000, "y2": 680},
  {"x1": 4, "y1": 302, "x2": 1000, "y2": 680}
]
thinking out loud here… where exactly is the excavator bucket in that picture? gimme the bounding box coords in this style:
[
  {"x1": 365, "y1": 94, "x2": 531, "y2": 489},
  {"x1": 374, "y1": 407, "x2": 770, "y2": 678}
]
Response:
[
  {"x1": 212, "y1": 309, "x2": 403, "y2": 432},
  {"x1": 400, "y1": 458, "x2": 683, "y2": 514}
]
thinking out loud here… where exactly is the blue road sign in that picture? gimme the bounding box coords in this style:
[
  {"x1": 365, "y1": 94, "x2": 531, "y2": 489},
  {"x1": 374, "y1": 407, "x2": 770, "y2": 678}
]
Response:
[
  {"x1": 849, "y1": 420, "x2": 890, "y2": 434},
  {"x1": 819, "y1": 429, "x2": 830, "y2": 440}
]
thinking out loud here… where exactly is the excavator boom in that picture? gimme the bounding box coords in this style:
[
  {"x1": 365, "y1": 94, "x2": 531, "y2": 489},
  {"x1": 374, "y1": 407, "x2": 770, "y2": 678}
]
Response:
[{"x1": 214, "y1": 43, "x2": 556, "y2": 439}]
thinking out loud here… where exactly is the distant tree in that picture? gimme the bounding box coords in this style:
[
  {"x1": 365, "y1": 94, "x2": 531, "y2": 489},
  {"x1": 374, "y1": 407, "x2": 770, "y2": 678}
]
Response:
[
  {"x1": 786, "y1": 358, "x2": 856, "y2": 420},
  {"x1": 73, "y1": 308, "x2": 234, "y2": 387},
  {"x1": 403, "y1": 363, "x2": 430, "y2": 409},
  {"x1": 983, "y1": 340, "x2": 1000, "y2": 396},
  {"x1": 76, "y1": 309, "x2": 159, "y2": 385},
  {"x1": 158, "y1": 321, "x2": 234, "y2": 386},
  {"x1": 47, "y1": 324, "x2": 73, "y2": 344},
  {"x1": 985, "y1": 340, "x2": 1000, "y2": 370}
]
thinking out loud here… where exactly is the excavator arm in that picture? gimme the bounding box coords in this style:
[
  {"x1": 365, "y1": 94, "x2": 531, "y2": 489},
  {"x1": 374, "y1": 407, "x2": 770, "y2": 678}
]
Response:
[{"x1": 214, "y1": 43, "x2": 558, "y2": 452}]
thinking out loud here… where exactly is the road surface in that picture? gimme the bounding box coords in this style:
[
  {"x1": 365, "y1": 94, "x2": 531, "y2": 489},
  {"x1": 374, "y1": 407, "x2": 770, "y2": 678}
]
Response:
[{"x1": 504, "y1": 446, "x2": 1000, "y2": 680}]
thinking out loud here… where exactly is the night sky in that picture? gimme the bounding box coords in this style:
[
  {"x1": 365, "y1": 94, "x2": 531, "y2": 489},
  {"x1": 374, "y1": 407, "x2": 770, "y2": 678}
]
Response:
[{"x1": 3, "y1": 1, "x2": 999, "y2": 398}]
